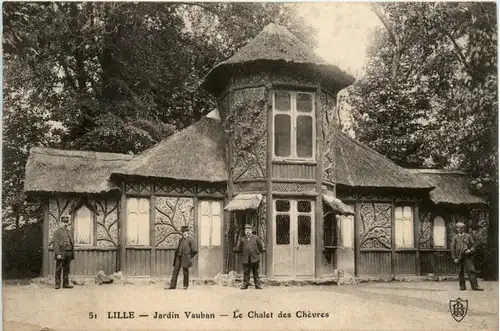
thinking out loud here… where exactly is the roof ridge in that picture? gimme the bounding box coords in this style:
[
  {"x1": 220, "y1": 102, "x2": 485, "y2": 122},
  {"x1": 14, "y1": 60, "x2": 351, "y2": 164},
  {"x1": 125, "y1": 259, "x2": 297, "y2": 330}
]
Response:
[
  {"x1": 30, "y1": 147, "x2": 132, "y2": 161},
  {"x1": 410, "y1": 169, "x2": 466, "y2": 175}
]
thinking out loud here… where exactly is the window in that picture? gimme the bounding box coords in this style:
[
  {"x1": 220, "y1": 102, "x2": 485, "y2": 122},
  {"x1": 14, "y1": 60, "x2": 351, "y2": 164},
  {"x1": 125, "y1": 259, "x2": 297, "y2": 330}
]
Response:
[
  {"x1": 126, "y1": 197, "x2": 150, "y2": 245},
  {"x1": 338, "y1": 213, "x2": 354, "y2": 248},
  {"x1": 200, "y1": 200, "x2": 222, "y2": 247},
  {"x1": 273, "y1": 90, "x2": 315, "y2": 159},
  {"x1": 275, "y1": 200, "x2": 291, "y2": 245},
  {"x1": 395, "y1": 206, "x2": 414, "y2": 248},
  {"x1": 274, "y1": 199, "x2": 314, "y2": 246},
  {"x1": 73, "y1": 205, "x2": 93, "y2": 246},
  {"x1": 433, "y1": 216, "x2": 446, "y2": 248}
]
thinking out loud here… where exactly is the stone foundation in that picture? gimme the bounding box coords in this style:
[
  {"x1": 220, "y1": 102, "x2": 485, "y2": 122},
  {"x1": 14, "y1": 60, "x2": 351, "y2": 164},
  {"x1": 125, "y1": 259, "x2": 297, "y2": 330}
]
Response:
[{"x1": 24, "y1": 271, "x2": 479, "y2": 287}]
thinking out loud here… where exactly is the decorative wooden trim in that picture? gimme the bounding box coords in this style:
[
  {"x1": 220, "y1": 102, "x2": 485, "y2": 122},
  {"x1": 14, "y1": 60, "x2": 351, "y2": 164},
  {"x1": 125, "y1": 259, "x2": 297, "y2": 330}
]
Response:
[
  {"x1": 354, "y1": 199, "x2": 361, "y2": 277},
  {"x1": 125, "y1": 245, "x2": 153, "y2": 249},
  {"x1": 272, "y1": 82, "x2": 319, "y2": 91},
  {"x1": 266, "y1": 84, "x2": 274, "y2": 277},
  {"x1": 150, "y1": 195, "x2": 156, "y2": 277},
  {"x1": 414, "y1": 201, "x2": 421, "y2": 275},
  {"x1": 48, "y1": 246, "x2": 118, "y2": 251},
  {"x1": 233, "y1": 178, "x2": 267, "y2": 183},
  {"x1": 314, "y1": 85, "x2": 323, "y2": 278},
  {"x1": 42, "y1": 199, "x2": 49, "y2": 277},
  {"x1": 193, "y1": 196, "x2": 199, "y2": 277},
  {"x1": 119, "y1": 183, "x2": 127, "y2": 273},
  {"x1": 360, "y1": 248, "x2": 392, "y2": 252},
  {"x1": 272, "y1": 160, "x2": 317, "y2": 166},
  {"x1": 93, "y1": 207, "x2": 97, "y2": 247},
  {"x1": 390, "y1": 197, "x2": 396, "y2": 277},
  {"x1": 272, "y1": 192, "x2": 317, "y2": 198},
  {"x1": 271, "y1": 178, "x2": 317, "y2": 183},
  {"x1": 230, "y1": 83, "x2": 268, "y2": 92}
]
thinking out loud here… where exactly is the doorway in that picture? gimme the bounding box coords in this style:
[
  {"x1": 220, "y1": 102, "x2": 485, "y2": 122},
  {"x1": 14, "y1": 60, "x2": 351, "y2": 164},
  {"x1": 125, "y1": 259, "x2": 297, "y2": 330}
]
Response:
[
  {"x1": 197, "y1": 200, "x2": 223, "y2": 279},
  {"x1": 272, "y1": 199, "x2": 315, "y2": 278}
]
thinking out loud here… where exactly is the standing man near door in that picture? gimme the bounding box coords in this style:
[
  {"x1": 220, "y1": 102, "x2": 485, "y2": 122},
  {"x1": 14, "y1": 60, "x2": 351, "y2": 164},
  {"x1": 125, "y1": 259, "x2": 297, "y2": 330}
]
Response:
[
  {"x1": 451, "y1": 222, "x2": 484, "y2": 291},
  {"x1": 166, "y1": 226, "x2": 197, "y2": 290},
  {"x1": 234, "y1": 224, "x2": 264, "y2": 290},
  {"x1": 52, "y1": 216, "x2": 74, "y2": 289}
]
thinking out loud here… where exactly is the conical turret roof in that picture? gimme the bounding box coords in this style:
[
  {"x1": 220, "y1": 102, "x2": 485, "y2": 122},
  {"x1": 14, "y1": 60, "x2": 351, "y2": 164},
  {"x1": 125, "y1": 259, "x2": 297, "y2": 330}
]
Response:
[{"x1": 203, "y1": 23, "x2": 355, "y2": 95}]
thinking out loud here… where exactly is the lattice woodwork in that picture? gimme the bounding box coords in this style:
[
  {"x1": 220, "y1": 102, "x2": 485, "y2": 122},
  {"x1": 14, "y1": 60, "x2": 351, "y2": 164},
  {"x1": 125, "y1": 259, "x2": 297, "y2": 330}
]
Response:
[
  {"x1": 275, "y1": 214, "x2": 290, "y2": 245},
  {"x1": 272, "y1": 182, "x2": 316, "y2": 192},
  {"x1": 394, "y1": 195, "x2": 417, "y2": 203},
  {"x1": 358, "y1": 194, "x2": 392, "y2": 201},
  {"x1": 258, "y1": 201, "x2": 267, "y2": 244},
  {"x1": 232, "y1": 73, "x2": 269, "y2": 87},
  {"x1": 271, "y1": 71, "x2": 318, "y2": 86},
  {"x1": 228, "y1": 87, "x2": 268, "y2": 181},
  {"x1": 155, "y1": 197, "x2": 194, "y2": 247},
  {"x1": 48, "y1": 197, "x2": 80, "y2": 243},
  {"x1": 126, "y1": 183, "x2": 151, "y2": 194},
  {"x1": 234, "y1": 181, "x2": 267, "y2": 193},
  {"x1": 359, "y1": 202, "x2": 392, "y2": 249},
  {"x1": 93, "y1": 198, "x2": 119, "y2": 247},
  {"x1": 418, "y1": 210, "x2": 432, "y2": 249}
]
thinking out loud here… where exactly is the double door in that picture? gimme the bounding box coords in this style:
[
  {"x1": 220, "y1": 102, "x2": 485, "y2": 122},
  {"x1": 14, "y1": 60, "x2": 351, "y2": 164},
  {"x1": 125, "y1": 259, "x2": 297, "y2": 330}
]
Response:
[{"x1": 273, "y1": 199, "x2": 315, "y2": 278}]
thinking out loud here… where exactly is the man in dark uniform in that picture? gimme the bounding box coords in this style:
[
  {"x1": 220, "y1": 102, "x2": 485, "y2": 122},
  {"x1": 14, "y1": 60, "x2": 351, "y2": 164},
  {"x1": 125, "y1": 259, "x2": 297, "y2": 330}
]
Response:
[
  {"x1": 235, "y1": 224, "x2": 264, "y2": 290},
  {"x1": 52, "y1": 216, "x2": 75, "y2": 289},
  {"x1": 451, "y1": 222, "x2": 484, "y2": 291},
  {"x1": 166, "y1": 226, "x2": 197, "y2": 290}
]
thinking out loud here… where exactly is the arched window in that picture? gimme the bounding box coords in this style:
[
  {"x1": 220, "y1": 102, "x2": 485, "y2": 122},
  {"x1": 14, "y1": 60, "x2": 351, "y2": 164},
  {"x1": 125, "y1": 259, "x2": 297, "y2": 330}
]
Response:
[
  {"x1": 433, "y1": 216, "x2": 446, "y2": 248},
  {"x1": 74, "y1": 204, "x2": 93, "y2": 246}
]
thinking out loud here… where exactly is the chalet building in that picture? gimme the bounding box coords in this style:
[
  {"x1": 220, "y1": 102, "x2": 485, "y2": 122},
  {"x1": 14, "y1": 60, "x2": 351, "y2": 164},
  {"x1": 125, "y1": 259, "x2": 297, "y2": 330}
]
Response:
[{"x1": 24, "y1": 23, "x2": 487, "y2": 280}]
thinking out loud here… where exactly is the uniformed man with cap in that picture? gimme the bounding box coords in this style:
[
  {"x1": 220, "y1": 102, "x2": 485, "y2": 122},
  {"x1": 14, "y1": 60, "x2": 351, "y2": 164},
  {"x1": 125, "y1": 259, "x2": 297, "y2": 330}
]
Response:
[
  {"x1": 166, "y1": 225, "x2": 197, "y2": 290},
  {"x1": 51, "y1": 216, "x2": 75, "y2": 289},
  {"x1": 451, "y1": 222, "x2": 484, "y2": 291},
  {"x1": 234, "y1": 224, "x2": 264, "y2": 289}
]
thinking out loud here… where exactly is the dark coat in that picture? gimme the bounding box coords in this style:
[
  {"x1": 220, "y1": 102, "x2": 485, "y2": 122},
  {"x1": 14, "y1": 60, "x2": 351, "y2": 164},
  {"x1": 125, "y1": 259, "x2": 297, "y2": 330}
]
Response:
[
  {"x1": 51, "y1": 227, "x2": 75, "y2": 260},
  {"x1": 451, "y1": 233, "x2": 476, "y2": 261},
  {"x1": 174, "y1": 236, "x2": 197, "y2": 268},
  {"x1": 234, "y1": 234, "x2": 264, "y2": 264}
]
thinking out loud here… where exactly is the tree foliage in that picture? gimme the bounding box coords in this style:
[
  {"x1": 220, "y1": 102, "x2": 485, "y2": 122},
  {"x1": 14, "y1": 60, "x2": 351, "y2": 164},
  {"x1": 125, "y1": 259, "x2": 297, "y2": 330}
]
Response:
[
  {"x1": 348, "y1": 2, "x2": 497, "y2": 195},
  {"x1": 2, "y1": 3, "x2": 316, "y2": 229}
]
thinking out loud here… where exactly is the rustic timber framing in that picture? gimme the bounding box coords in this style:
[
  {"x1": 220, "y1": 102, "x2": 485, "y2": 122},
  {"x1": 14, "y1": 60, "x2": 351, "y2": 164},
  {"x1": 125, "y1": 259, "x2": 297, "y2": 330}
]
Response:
[{"x1": 25, "y1": 23, "x2": 487, "y2": 280}]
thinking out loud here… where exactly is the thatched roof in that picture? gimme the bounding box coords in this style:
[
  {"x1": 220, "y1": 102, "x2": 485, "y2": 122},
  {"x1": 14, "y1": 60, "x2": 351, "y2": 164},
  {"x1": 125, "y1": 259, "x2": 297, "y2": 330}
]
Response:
[
  {"x1": 409, "y1": 169, "x2": 486, "y2": 205},
  {"x1": 203, "y1": 23, "x2": 355, "y2": 95},
  {"x1": 112, "y1": 117, "x2": 227, "y2": 182},
  {"x1": 333, "y1": 132, "x2": 433, "y2": 189},
  {"x1": 24, "y1": 147, "x2": 132, "y2": 194}
]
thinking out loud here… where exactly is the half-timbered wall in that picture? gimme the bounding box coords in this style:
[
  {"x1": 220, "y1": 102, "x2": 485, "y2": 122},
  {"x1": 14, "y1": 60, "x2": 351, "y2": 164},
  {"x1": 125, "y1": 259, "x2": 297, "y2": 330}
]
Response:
[{"x1": 46, "y1": 195, "x2": 119, "y2": 277}]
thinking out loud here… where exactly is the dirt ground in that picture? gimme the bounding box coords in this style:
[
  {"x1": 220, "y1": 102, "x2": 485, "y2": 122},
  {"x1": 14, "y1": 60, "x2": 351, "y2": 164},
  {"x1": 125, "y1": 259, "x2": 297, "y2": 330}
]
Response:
[{"x1": 2, "y1": 281, "x2": 498, "y2": 331}]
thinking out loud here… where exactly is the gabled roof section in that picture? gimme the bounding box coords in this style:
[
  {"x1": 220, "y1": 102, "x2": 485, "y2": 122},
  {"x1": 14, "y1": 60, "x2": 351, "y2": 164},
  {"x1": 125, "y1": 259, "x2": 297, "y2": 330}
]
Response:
[
  {"x1": 409, "y1": 169, "x2": 486, "y2": 205},
  {"x1": 333, "y1": 131, "x2": 433, "y2": 189},
  {"x1": 202, "y1": 23, "x2": 355, "y2": 95},
  {"x1": 112, "y1": 117, "x2": 227, "y2": 182},
  {"x1": 24, "y1": 147, "x2": 132, "y2": 194}
]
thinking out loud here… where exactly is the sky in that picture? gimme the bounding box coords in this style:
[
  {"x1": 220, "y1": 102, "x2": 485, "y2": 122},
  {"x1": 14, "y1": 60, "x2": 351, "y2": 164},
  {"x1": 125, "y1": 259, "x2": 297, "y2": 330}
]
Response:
[{"x1": 296, "y1": 3, "x2": 383, "y2": 78}]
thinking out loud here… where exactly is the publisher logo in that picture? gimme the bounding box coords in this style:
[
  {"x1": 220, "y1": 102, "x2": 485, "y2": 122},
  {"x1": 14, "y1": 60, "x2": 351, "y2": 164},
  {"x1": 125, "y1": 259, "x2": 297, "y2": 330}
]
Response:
[{"x1": 449, "y1": 298, "x2": 468, "y2": 322}]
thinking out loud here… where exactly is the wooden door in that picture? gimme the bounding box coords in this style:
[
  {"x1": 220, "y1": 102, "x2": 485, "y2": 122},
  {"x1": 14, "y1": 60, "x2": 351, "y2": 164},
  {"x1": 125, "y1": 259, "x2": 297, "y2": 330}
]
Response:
[
  {"x1": 294, "y1": 200, "x2": 314, "y2": 277},
  {"x1": 272, "y1": 199, "x2": 315, "y2": 278},
  {"x1": 197, "y1": 200, "x2": 223, "y2": 279}
]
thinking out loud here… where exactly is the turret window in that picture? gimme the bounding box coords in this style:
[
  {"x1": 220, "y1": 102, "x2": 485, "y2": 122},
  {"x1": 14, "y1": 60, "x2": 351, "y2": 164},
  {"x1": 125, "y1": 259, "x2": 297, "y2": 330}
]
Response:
[{"x1": 273, "y1": 90, "x2": 315, "y2": 160}]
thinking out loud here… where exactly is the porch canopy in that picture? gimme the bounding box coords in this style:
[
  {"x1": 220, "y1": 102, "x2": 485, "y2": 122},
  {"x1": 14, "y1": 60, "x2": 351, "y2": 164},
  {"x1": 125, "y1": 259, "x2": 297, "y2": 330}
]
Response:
[
  {"x1": 322, "y1": 194, "x2": 355, "y2": 216},
  {"x1": 224, "y1": 194, "x2": 263, "y2": 211}
]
